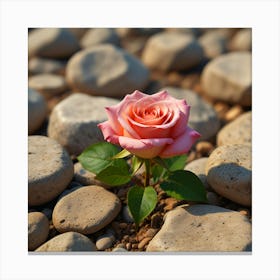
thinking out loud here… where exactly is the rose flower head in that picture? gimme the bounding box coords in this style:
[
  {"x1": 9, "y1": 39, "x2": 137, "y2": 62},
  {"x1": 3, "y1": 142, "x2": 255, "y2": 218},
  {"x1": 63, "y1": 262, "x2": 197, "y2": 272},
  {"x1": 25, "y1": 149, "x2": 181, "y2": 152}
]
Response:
[{"x1": 98, "y1": 90, "x2": 201, "y2": 159}]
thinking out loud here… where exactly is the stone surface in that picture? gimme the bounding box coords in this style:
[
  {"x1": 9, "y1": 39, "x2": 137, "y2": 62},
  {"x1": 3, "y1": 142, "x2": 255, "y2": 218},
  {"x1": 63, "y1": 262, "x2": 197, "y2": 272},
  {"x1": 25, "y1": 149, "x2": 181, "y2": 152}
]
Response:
[
  {"x1": 147, "y1": 204, "x2": 251, "y2": 252},
  {"x1": 47, "y1": 93, "x2": 119, "y2": 156},
  {"x1": 142, "y1": 32, "x2": 204, "y2": 72},
  {"x1": 163, "y1": 87, "x2": 220, "y2": 140},
  {"x1": 66, "y1": 44, "x2": 149, "y2": 97},
  {"x1": 28, "y1": 74, "x2": 67, "y2": 98},
  {"x1": 74, "y1": 162, "x2": 109, "y2": 188},
  {"x1": 112, "y1": 247, "x2": 128, "y2": 252},
  {"x1": 52, "y1": 186, "x2": 122, "y2": 234},
  {"x1": 217, "y1": 111, "x2": 252, "y2": 146},
  {"x1": 28, "y1": 212, "x2": 49, "y2": 250},
  {"x1": 28, "y1": 136, "x2": 74, "y2": 206},
  {"x1": 28, "y1": 88, "x2": 47, "y2": 134},
  {"x1": 28, "y1": 57, "x2": 66, "y2": 75},
  {"x1": 28, "y1": 28, "x2": 80, "y2": 58},
  {"x1": 184, "y1": 157, "x2": 210, "y2": 190},
  {"x1": 96, "y1": 232, "x2": 116, "y2": 250},
  {"x1": 80, "y1": 28, "x2": 120, "y2": 48},
  {"x1": 206, "y1": 144, "x2": 251, "y2": 206},
  {"x1": 122, "y1": 205, "x2": 134, "y2": 223},
  {"x1": 35, "y1": 232, "x2": 97, "y2": 252},
  {"x1": 201, "y1": 52, "x2": 252, "y2": 106},
  {"x1": 198, "y1": 29, "x2": 227, "y2": 59},
  {"x1": 231, "y1": 29, "x2": 252, "y2": 51}
]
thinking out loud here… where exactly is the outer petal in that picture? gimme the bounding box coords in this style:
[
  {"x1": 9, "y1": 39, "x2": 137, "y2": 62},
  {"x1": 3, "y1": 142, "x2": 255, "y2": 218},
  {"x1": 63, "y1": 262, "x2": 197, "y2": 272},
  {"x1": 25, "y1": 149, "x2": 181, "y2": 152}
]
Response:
[
  {"x1": 171, "y1": 104, "x2": 191, "y2": 138},
  {"x1": 97, "y1": 121, "x2": 120, "y2": 145},
  {"x1": 159, "y1": 126, "x2": 201, "y2": 158},
  {"x1": 118, "y1": 136, "x2": 173, "y2": 159}
]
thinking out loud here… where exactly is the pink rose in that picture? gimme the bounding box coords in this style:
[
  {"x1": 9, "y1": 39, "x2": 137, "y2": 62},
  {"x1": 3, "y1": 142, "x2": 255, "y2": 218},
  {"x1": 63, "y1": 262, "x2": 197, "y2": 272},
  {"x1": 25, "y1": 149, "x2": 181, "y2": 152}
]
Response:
[{"x1": 98, "y1": 90, "x2": 201, "y2": 159}]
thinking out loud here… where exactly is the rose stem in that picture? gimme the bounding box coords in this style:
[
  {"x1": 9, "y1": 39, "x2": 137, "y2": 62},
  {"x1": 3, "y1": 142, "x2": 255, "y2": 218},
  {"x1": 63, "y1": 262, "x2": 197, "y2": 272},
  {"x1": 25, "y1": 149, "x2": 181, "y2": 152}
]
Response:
[{"x1": 144, "y1": 160, "x2": 151, "y2": 187}]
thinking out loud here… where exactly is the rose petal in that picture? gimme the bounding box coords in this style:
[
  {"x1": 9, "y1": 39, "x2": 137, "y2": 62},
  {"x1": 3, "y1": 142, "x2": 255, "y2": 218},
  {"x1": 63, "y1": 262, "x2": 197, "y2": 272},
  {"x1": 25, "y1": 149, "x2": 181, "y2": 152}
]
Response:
[
  {"x1": 118, "y1": 136, "x2": 173, "y2": 159},
  {"x1": 98, "y1": 121, "x2": 120, "y2": 145},
  {"x1": 159, "y1": 126, "x2": 201, "y2": 158},
  {"x1": 171, "y1": 104, "x2": 191, "y2": 138}
]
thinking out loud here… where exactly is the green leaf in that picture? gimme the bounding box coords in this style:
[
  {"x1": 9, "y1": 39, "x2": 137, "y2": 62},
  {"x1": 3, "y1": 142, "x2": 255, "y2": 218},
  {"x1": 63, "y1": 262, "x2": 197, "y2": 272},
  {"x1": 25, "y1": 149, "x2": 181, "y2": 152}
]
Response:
[
  {"x1": 77, "y1": 142, "x2": 120, "y2": 174},
  {"x1": 160, "y1": 170, "x2": 207, "y2": 202},
  {"x1": 131, "y1": 156, "x2": 144, "y2": 175},
  {"x1": 96, "y1": 160, "x2": 131, "y2": 186},
  {"x1": 163, "y1": 154, "x2": 188, "y2": 172},
  {"x1": 113, "y1": 149, "x2": 131, "y2": 159},
  {"x1": 127, "y1": 186, "x2": 157, "y2": 226},
  {"x1": 151, "y1": 164, "x2": 165, "y2": 183}
]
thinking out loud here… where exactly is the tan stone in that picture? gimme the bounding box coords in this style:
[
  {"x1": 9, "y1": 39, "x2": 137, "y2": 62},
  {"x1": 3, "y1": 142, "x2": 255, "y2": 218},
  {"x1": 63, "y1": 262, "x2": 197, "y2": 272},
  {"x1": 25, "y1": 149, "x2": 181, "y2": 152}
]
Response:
[
  {"x1": 147, "y1": 205, "x2": 251, "y2": 252},
  {"x1": 52, "y1": 186, "x2": 121, "y2": 234},
  {"x1": 28, "y1": 212, "x2": 49, "y2": 250},
  {"x1": 217, "y1": 111, "x2": 251, "y2": 146},
  {"x1": 206, "y1": 144, "x2": 251, "y2": 206},
  {"x1": 28, "y1": 136, "x2": 74, "y2": 206},
  {"x1": 35, "y1": 232, "x2": 96, "y2": 252}
]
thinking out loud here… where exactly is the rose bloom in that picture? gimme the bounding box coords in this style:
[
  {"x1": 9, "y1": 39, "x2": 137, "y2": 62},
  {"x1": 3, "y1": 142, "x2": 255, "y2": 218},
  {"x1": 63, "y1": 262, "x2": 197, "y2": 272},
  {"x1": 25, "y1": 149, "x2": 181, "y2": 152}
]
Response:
[{"x1": 98, "y1": 90, "x2": 201, "y2": 159}]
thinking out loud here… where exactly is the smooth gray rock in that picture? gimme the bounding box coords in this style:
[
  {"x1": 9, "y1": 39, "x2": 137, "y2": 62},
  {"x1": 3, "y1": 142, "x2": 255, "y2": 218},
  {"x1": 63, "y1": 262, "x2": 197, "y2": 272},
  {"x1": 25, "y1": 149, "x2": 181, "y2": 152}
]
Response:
[
  {"x1": 66, "y1": 44, "x2": 149, "y2": 97},
  {"x1": 28, "y1": 28, "x2": 80, "y2": 58},
  {"x1": 206, "y1": 144, "x2": 251, "y2": 206},
  {"x1": 163, "y1": 87, "x2": 220, "y2": 140},
  {"x1": 217, "y1": 111, "x2": 252, "y2": 146},
  {"x1": 28, "y1": 136, "x2": 74, "y2": 206},
  {"x1": 147, "y1": 204, "x2": 252, "y2": 252},
  {"x1": 28, "y1": 212, "x2": 49, "y2": 250},
  {"x1": 28, "y1": 73, "x2": 67, "y2": 98},
  {"x1": 28, "y1": 57, "x2": 66, "y2": 75},
  {"x1": 80, "y1": 28, "x2": 120, "y2": 48},
  {"x1": 201, "y1": 52, "x2": 252, "y2": 106},
  {"x1": 142, "y1": 32, "x2": 204, "y2": 72},
  {"x1": 47, "y1": 93, "x2": 119, "y2": 156},
  {"x1": 28, "y1": 88, "x2": 47, "y2": 134},
  {"x1": 52, "y1": 186, "x2": 121, "y2": 234},
  {"x1": 198, "y1": 29, "x2": 227, "y2": 59},
  {"x1": 35, "y1": 232, "x2": 97, "y2": 252}
]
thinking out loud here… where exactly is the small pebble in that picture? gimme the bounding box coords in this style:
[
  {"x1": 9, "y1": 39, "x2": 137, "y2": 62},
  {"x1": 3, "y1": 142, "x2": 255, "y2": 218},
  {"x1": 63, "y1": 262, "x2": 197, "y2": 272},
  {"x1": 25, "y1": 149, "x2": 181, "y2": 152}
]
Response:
[
  {"x1": 122, "y1": 205, "x2": 134, "y2": 223},
  {"x1": 224, "y1": 105, "x2": 243, "y2": 122},
  {"x1": 112, "y1": 247, "x2": 128, "y2": 252},
  {"x1": 206, "y1": 191, "x2": 220, "y2": 205},
  {"x1": 96, "y1": 232, "x2": 116, "y2": 251},
  {"x1": 138, "y1": 237, "x2": 152, "y2": 250}
]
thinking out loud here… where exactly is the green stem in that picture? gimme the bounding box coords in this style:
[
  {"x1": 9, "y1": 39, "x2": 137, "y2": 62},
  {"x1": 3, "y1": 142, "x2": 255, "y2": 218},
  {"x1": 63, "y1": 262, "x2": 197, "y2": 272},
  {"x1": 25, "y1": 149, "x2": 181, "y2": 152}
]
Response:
[{"x1": 144, "y1": 160, "x2": 151, "y2": 187}]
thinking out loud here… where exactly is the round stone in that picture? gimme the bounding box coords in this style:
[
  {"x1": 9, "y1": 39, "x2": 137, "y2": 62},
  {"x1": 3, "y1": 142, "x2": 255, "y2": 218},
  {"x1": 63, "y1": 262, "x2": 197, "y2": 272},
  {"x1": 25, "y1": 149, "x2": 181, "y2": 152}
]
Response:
[
  {"x1": 28, "y1": 57, "x2": 66, "y2": 75},
  {"x1": 28, "y1": 28, "x2": 80, "y2": 58},
  {"x1": 231, "y1": 29, "x2": 252, "y2": 51},
  {"x1": 198, "y1": 29, "x2": 227, "y2": 59},
  {"x1": 28, "y1": 136, "x2": 74, "y2": 206},
  {"x1": 66, "y1": 44, "x2": 149, "y2": 97},
  {"x1": 184, "y1": 157, "x2": 210, "y2": 190},
  {"x1": 28, "y1": 212, "x2": 49, "y2": 250},
  {"x1": 80, "y1": 28, "x2": 120, "y2": 48},
  {"x1": 147, "y1": 204, "x2": 251, "y2": 252},
  {"x1": 35, "y1": 232, "x2": 97, "y2": 252},
  {"x1": 163, "y1": 87, "x2": 220, "y2": 140},
  {"x1": 201, "y1": 52, "x2": 252, "y2": 106},
  {"x1": 217, "y1": 111, "x2": 251, "y2": 146},
  {"x1": 52, "y1": 186, "x2": 122, "y2": 234},
  {"x1": 96, "y1": 232, "x2": 116, "y2": 250},
  {"x1": 28, "y1": 88, "x2": 47, "y2": 134},
  {"x1": 206, "y1": 144, "x2": 251, "y2": 206},
  {"x1": 142, "y1": 32, "x2": 204, "y2": 72},
  {"x1": 74, "y1": 162, "x2": 109, "y2": 188},
  {"x1": 47, "y1": 93, "x2": 119, "y2": 156},
  {"x1": 28, "y1": 74, "x2": 67, "y2": 98}
]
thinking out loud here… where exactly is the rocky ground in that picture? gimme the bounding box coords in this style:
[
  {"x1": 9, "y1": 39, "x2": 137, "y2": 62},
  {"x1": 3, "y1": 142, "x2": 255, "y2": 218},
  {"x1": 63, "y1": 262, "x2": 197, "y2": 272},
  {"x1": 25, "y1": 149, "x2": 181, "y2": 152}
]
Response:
[{"x1": 28, "y1": 27, "x2": 252, "y2": 252}]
